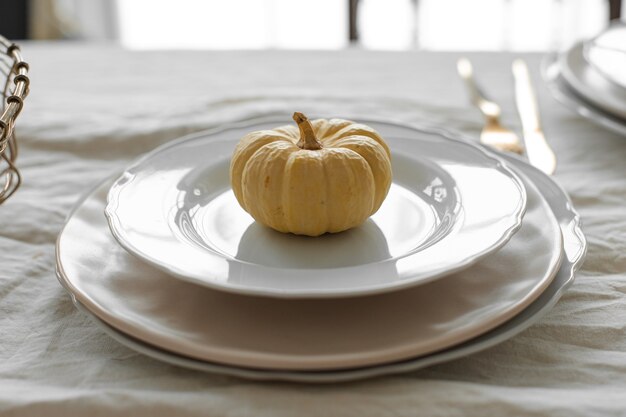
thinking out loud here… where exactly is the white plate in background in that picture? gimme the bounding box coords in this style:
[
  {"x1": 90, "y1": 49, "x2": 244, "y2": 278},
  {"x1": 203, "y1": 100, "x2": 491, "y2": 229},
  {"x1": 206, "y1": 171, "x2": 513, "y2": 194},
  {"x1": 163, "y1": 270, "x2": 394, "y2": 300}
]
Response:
[
  {"x1": 543, "y1": 53, "x2": 626, "y2": 137},
  {"x1": 584, "y1": 22, "x2": 626, "y2": 91},
  {"x1": 559, "y1": 42, "x2": 626, "y2": 120}
]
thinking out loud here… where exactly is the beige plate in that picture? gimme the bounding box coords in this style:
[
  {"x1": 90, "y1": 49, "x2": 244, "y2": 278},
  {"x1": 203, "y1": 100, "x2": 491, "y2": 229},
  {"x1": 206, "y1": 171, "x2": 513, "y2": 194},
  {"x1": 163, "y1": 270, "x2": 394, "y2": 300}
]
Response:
[{"x1": 56, "y1": 169, "x2": 562, "y2": 371}]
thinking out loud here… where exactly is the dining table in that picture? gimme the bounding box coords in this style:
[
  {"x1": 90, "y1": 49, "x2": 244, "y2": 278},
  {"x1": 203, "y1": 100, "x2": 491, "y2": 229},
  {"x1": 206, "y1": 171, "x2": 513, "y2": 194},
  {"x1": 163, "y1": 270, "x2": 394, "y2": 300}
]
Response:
[{"x1": 1, "y1": 41, "x2": 625, "y2": 416}]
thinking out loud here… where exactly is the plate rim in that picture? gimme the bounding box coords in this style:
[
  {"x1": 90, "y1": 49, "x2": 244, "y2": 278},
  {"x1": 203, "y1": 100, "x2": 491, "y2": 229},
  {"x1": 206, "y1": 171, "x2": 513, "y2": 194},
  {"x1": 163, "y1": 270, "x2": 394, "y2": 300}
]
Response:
[{"x1": 104, "y1": 116, "x2": 528, "y2": 298}]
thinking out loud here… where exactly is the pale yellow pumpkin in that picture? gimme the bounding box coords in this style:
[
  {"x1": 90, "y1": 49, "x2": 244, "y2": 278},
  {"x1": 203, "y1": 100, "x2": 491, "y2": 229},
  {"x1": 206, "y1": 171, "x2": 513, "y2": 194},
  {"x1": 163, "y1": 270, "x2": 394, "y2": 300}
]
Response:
[{"x1": 230, "y1": 112, "x2": 392, "y2": 236}]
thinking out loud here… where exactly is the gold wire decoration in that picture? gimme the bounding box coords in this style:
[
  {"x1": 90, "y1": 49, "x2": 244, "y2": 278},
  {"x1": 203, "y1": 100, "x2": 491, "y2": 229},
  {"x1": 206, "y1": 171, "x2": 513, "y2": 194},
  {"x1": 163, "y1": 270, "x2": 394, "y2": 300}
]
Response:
[{"x1": 0, "y1": 35, "x2": 29, "y2": 204}]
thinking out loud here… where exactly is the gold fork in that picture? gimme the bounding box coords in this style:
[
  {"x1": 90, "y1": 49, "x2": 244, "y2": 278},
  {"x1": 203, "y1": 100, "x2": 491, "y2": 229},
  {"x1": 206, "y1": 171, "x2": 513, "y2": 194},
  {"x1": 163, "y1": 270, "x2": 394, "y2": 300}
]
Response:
[{"x1": 457, "y1": 58, "x2": 525, "y2": 155}]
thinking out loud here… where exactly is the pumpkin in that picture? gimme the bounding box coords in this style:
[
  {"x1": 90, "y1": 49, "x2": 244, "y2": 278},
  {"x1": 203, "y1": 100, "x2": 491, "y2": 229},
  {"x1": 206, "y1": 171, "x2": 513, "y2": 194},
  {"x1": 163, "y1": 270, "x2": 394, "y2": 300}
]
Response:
[{"x1": 230, "y1": 112, "x2": 392, "y2": 236}]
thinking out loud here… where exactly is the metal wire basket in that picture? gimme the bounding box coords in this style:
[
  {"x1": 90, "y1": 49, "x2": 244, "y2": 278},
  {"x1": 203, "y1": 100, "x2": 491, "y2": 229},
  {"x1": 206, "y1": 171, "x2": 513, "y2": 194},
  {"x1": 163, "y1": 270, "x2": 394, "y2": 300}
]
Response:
[{"x1": 0, "y1": 35, "x2": 29, "y2": 204}]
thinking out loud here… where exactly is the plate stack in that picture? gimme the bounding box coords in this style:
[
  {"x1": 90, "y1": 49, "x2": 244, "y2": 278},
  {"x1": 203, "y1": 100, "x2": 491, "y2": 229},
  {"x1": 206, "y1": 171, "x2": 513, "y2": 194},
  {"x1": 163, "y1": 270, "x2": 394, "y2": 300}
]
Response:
[
  {"x1": 55, "y1": 117, "x2": 586, "y2": 382},
  {"x1": 543, "y1": 22, "x2": 626, "y2": 136}
]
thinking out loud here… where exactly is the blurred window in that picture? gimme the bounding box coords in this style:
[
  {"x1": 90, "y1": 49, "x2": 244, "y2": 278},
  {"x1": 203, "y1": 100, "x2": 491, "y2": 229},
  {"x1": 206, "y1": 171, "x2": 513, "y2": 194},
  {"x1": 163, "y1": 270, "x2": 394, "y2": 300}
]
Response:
[
  {"x1": 31, "y1": 0, "x2": 614, "y2": 51},
  {"x1": 116, "y1": 0, "x2": 347, "y2": 50}
]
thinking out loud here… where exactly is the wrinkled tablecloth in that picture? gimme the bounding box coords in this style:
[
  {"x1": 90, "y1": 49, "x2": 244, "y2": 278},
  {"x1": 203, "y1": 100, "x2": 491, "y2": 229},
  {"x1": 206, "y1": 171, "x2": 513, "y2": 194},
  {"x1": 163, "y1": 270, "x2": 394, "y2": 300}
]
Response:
[{"x1": 1, "y1": 42, "x2": 625, "y2": 416}]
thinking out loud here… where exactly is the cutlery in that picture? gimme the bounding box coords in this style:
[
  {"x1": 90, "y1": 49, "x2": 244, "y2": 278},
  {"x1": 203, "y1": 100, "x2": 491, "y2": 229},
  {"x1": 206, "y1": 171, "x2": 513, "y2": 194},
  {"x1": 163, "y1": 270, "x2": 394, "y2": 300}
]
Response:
[
  {"x1": 512, "y1": 59, "x2": 557, "y2": 175},
  {"x1": 457, "y1": 58, "x2": 525, "y2": 155}
]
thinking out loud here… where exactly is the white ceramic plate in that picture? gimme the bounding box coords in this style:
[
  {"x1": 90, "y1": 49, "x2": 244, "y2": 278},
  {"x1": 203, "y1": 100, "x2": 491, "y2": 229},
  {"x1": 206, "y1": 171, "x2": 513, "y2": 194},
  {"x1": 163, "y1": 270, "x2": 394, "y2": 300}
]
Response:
[
  {"x1": 584, "y1": 22, "x2": 626, "y2": 90},
  {"x1": 69, "y1": 148, "x2": 585, "y2": 383},
  {"x1": 105, "y1": 118, "x2": 526, "y2": 298},
  {"x1": 559, "y1": 42, "x2": 626, "y2": 120},
  {"x1": 57, "y1": 122, "x2": 561, "y2": 372},
  {"x1": 543, "y1": 53, "x2": 626, "y2": 137}
]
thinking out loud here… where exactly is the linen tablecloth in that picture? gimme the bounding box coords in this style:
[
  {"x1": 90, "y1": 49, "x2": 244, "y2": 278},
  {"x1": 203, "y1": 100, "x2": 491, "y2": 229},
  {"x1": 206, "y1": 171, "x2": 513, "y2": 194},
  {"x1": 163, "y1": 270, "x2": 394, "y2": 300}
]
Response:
[{"x1": 1, "y1": 42, "x2": 625, "y2": 416}]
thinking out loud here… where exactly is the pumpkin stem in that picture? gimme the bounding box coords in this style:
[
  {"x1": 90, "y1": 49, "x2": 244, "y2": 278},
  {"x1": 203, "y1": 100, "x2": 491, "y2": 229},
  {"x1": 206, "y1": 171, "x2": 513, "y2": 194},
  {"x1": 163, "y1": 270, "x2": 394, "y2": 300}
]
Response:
[{"x1": 293, "y1": 112, "x2": 322, "y2": 150}]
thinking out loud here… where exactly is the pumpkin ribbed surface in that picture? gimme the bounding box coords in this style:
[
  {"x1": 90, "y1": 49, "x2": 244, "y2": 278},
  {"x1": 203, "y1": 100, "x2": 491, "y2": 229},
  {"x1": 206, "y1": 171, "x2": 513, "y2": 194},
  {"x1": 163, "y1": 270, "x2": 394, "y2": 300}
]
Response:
[{"x1": 230, "y1": 113, "x2": 392, "y2": 236}]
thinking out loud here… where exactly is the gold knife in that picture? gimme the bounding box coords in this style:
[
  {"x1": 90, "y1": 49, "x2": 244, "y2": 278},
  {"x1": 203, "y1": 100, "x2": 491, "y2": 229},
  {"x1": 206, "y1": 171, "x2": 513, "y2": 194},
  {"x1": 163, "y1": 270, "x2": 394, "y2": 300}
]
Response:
[{"x1": 512, "y1": 59, "x2": 557, "y2": 175}]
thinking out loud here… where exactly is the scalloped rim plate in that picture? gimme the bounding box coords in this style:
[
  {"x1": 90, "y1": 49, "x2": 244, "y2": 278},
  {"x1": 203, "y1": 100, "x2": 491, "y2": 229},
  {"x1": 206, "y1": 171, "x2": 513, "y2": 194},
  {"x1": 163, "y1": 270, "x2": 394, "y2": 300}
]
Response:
[{"x1": 105, "y1": 117, "x2": 527, "y2": 298}]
